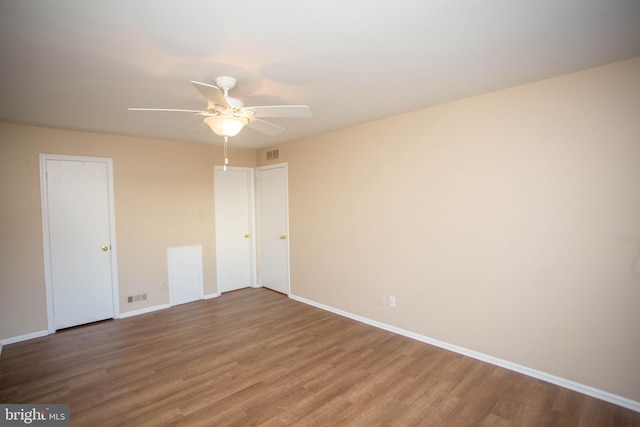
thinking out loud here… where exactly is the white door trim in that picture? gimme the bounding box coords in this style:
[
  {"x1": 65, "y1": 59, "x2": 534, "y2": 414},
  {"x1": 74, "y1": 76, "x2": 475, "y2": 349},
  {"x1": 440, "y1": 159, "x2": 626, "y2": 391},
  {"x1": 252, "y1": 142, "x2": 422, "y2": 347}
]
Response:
[
  {"x1": 256, "y1": 162, "x2": 291, "y2": 294},
  {"x1": 213, "y1": 165, "x2": 257, "y2": 292},
  {"x1": 39, "y1": 154, "x2": 120, "y2": 333}
]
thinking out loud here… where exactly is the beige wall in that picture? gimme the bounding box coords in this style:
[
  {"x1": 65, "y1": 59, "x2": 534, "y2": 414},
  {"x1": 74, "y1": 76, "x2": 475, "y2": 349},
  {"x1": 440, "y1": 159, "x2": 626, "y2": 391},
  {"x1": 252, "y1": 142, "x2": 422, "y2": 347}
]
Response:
[
  {"x1": 0, "y1": 124, "x2": 256, "y2": 339},
  {"x1": 259, "y1": 57, "x2": 640, "y2": 401},
  {"x1": 2, "y1": 57, "x2": 639, "y2": 403}
]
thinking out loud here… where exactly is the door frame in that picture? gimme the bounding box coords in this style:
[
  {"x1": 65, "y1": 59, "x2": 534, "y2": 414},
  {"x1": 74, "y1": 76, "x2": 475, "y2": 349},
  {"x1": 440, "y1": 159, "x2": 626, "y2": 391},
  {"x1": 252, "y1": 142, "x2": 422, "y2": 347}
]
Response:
[
  {"x1": 256, "y1": 162, "x2": 291, "y2": 294},
  {"x1": 39, "y1": 154, "x2": 120, "y2": 333},
  {"x1": 213, "y1": 165, "x2": 257, "y2": 292}
]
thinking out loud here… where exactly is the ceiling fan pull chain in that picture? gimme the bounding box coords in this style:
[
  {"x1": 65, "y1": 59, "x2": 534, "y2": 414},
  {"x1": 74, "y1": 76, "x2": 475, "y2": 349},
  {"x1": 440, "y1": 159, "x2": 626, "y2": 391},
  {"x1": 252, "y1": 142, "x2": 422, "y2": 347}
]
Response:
[{"x1": 223, "y1": 135, "x2": 229, "y2": 171}]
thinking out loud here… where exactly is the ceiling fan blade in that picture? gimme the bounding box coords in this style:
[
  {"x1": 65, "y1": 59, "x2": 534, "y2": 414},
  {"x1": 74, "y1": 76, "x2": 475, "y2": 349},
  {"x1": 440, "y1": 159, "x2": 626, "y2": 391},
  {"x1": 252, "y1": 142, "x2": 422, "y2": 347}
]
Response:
[
  {"x1": 244, "y1": 105, "x2": 311, "y2": 118},
  {"x1": 190, "y1": 81, "x2": 229, "y2": 108},
  {"x1": 128, "y1": 108, "x2": 205, "y2": 113},
  {"x1": 247, "y1": 118, "x2": 285, "y2": 136},
  {"x1": 187, "y1": 121, "x2": 208, "y2": 135}
]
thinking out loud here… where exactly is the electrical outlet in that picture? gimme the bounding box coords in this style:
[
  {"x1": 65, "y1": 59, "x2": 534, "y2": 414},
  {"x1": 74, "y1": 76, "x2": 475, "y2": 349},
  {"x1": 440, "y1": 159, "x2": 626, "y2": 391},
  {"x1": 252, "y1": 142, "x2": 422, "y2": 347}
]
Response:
[
  {"x1": 389, "y1": 296, "x2": 396, "y2": 308},
  {"x1": 379, "y1": 294, "x2": 387, "y2": 306}
]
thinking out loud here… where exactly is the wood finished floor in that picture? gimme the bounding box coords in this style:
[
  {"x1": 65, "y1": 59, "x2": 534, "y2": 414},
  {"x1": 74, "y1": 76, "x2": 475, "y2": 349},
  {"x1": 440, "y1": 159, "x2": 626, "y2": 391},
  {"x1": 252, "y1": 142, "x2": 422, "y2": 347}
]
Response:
[{"x1": 1, "y1": 288, "x2": 638, "y2": 426}]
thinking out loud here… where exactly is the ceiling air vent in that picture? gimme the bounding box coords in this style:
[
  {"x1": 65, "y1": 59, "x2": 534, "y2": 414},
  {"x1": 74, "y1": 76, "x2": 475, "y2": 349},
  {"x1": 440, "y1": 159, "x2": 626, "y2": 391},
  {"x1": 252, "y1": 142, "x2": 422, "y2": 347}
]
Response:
[{"x1": 266, "y1": 149, "x2": 279, "y2": 161}]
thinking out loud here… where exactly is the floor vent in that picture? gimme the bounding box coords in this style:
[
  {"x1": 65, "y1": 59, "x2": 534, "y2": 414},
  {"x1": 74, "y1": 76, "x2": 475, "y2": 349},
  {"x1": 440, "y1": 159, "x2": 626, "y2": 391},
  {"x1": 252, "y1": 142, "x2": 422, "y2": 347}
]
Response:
[
  {"x1": 127, "y1": 293, "x2": 148, "y2": 304},
  {"x1": 266, "y1": 149, "x2": 279, "y2": 161}
]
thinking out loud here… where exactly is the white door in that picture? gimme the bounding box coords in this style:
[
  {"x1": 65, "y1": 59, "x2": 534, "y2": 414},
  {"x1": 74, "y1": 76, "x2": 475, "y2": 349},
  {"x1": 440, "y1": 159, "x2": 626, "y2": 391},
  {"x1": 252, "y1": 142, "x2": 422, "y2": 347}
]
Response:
[
  {"x1": 257, "y1": 164, "x2": 290, "y2": 294},
  {"x1": 40, "y1": 155, "x2": 118, "y2": 331},
  {"x1": 214, "y1": 166, "x2": 255, "y2": 293}
]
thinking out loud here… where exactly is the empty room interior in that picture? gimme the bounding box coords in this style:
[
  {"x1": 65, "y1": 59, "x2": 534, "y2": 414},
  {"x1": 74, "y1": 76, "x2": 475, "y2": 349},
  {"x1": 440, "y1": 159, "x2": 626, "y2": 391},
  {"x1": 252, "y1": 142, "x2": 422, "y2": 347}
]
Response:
[{"x1": 1, "y1": 1, "x2": 640, "y2": 425}]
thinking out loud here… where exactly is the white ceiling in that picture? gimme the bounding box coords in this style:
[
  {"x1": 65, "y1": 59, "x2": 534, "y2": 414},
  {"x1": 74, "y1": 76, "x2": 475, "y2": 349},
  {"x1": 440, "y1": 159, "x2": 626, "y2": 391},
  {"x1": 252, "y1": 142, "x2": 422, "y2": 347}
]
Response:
[{"x1": 1, "y1": 0, "x2": 639, "y2": 149}]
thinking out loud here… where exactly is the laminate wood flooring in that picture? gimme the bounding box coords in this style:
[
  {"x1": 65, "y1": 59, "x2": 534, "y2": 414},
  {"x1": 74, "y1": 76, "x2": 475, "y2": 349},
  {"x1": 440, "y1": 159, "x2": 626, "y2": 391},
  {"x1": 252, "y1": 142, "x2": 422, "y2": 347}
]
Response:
[{"x1": 1, "y1": 288, "x2": 638, "y2": 426}]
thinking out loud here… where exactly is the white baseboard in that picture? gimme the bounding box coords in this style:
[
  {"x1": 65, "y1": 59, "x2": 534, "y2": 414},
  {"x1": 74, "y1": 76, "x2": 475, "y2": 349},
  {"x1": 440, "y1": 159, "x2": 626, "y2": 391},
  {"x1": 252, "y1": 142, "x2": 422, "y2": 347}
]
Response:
[
  {"x1": 203, "y1": 293, "x2": 221, "y2": 300},
  {"x1": 289, "y1": 293, "x2": 640, "y2": 413},
  {"x1": 0, "y1": 330, "x2": 49, "y2": 347},
  {"x1": 118, "y1": 303, "x2": 170, "y2": 318}
]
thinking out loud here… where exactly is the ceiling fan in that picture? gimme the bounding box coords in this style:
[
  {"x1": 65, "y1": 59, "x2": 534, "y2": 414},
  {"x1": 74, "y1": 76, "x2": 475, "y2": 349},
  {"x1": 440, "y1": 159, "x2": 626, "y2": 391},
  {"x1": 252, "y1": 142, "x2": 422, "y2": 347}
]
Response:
[{"x1": 129, "y1": 76, "x2": 311, "y2": 168}]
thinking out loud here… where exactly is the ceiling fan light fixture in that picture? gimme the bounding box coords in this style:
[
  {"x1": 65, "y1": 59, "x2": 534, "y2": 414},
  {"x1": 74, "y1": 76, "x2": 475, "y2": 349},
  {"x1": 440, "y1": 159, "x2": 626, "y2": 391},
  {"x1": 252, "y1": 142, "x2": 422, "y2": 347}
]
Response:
[{"x1": 204, "y1": 115, "x2": 248, "y2": 137}]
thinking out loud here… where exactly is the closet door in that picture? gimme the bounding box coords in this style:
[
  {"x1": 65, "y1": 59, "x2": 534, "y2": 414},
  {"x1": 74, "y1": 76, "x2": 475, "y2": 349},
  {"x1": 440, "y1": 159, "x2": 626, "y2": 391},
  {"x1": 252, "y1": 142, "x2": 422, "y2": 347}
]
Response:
[
  {"x1": 41, "y1": 155, "x2": 119, "y2": 330},
  {"x1": 214, "y1": 166, "x2": 255, "y2": 292},
  {"x1": 257, "y1": 163, "x2": 290, "y2": 295}
]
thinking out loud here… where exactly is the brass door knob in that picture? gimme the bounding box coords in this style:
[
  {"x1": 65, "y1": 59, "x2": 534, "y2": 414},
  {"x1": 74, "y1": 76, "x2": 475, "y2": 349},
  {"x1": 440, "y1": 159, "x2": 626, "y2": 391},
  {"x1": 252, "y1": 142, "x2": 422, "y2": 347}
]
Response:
[
  {"x1": 244, "y1": 234, "x2": 250, "y2": 238},
  {"x1": 101, "y1": 246, "x2": 109, "y2": 251},
  {"x1": 280, "y1": 235, "x2": 287, "y2": 240}
]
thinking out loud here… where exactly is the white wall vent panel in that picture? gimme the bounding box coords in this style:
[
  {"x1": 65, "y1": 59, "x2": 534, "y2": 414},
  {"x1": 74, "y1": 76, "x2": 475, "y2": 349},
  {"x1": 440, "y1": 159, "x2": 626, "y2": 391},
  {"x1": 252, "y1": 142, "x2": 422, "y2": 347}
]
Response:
[{"x1": 167, "y1": 245, "x2": 204, "y2": 306}]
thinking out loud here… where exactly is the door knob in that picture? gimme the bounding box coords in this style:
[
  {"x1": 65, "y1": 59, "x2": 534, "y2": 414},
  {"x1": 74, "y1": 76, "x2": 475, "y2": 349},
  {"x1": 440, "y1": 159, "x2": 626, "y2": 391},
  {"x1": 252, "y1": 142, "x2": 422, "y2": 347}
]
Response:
[
  {"x1": 244, "y1": 234, "x2": 250, "y2": 238},
  {"x1": 280, "y1": 235, "x2": 287, "y2": 240},
  {"x1": 101, "y1": 246, "x2": 109, "y2": 251}
]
